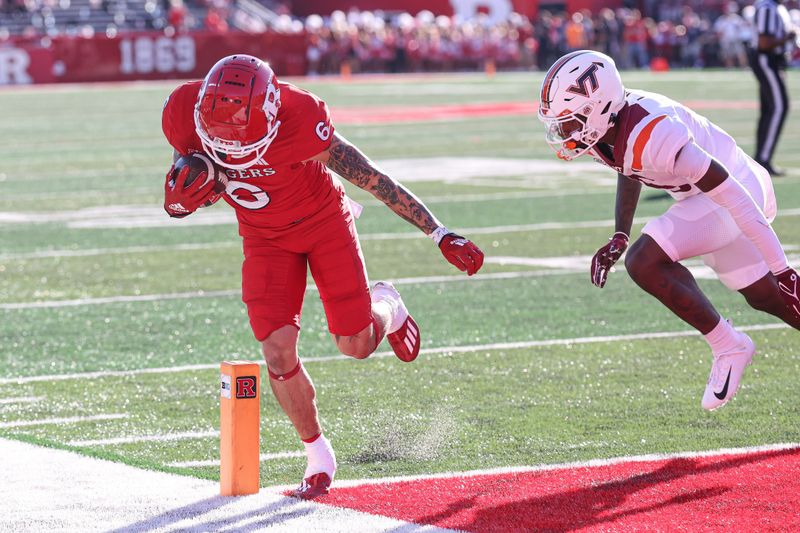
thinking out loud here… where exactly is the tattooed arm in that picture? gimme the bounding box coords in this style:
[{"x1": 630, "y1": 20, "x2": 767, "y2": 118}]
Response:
[{"x1": 310, "y1": 132, "x2": 443, "y2": 235}]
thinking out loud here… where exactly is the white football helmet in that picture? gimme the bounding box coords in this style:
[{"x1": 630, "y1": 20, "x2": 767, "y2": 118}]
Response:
[{"x1": 537, "y1": 50, "x2": 626, "y2": 160}]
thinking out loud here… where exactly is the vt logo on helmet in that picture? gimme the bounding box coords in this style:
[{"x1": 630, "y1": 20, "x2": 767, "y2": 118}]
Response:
[
  {"x1": 538, "y1": 50, "x2": 626, "y2": 161},
  {"x1": 194, "y1": 54, "x2": 281, "y2": 170}
]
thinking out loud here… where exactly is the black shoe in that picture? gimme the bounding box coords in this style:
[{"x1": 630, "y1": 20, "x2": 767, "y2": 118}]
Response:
[{"x1": 756, "y1": 160, "x2": 786, "y2": 177}]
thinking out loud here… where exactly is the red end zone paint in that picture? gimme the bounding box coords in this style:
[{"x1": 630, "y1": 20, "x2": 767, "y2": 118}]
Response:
[
  {"x1": 332, "y1": 100, "x2": 757, "y2": 125},
  {"x1": 333, "y1": 102, "x2": 536, "y2": 124},
  {"x1": 317, "y1": 447, "x2": 800, "y2": 531}
]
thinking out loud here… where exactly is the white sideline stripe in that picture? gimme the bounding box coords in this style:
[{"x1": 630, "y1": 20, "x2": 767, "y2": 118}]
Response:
[
  {"x1": 421, "y1": 188, "x2": 612, "y2": 203},
  {"x1": 0, "y1": 413, "x2": 127, "y2": 429},
  {"x1": 0, "y1": 322, "x2": 789, "y2": 386},
  {"x1": 68, "y1": 430, "x2": 219, "y2": 447},
  {"x1": 0, "y1": 219, "x2": 612, "y2": 258},
  {"x1": 0, "y1": 363, "x2": 234, "y2": 385},
  {"x1": 0, "y1": 289, "x2": 241, "y2": 310},
  {"x1": 0, "y1": 269, "x2": 577, "y2": 310},
  {"x1": 0, "y1": 241, "x2": 240, "y2": 260},
  {"x1": 267, "y1": 441, "x2": 800, "y2": 492},
  {"x1": 167, "y1": 451, "x2": 306, "y2": 468},
  {"x1": 4, "y1": 207, "x2": 800, "y2": 261},
  {"x1": 0, "y1": 438, "x2": 456, "y2": 533},
  {"x1": 0, "y1": 396, "x2": 43, "y2": 405}
]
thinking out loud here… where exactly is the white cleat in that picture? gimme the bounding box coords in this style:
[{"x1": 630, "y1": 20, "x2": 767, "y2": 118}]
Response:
[
  {"x1": 371, "y1": 281, "x2": 420, "y2": 362},
  {"x1": 701, "y1": 331, "x2": 755, "y2": 411}
]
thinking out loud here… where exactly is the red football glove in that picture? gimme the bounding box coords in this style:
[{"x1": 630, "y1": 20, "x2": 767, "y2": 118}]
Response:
[
  {"x1": 163, "y1": 164, "x2": 216, "y2": 218},
  {"x1": 439, "y1": 233, "x2": 484, "y2": 276},
  {"x1": 776, "y1": 268, "x2": 800, "y2": 319},
  {"x1": 591, "y1": 232, "x2": 629, "y2": 288}
]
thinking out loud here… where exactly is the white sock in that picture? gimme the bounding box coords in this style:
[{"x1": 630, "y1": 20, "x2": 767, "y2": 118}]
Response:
[
  {"x1": 704, "y1": 318, "x2": 740, "y2": 356},
  {"x1": 303, "y1": 433, "x2": 336, "y2": 479},
  {"x1": 371, "y1": 285, "x2": 408, "y2": 334}
]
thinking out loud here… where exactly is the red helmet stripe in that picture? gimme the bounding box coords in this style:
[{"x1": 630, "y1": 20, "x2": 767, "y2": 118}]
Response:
[{"x1": 540, "y1": 50, "x2": 592, "y2": 110}]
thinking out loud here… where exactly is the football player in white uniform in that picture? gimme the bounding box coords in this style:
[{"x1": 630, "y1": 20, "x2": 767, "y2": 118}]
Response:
[{"x1": 538, "y1": 50, "x2": 800, "y2": 410}]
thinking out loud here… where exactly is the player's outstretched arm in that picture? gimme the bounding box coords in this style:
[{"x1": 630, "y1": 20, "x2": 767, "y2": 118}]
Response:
[
  {"x1": 312, "y1": 132, "x2": 484, "y2": 275},
  {"x1": 319, "y1": 132, "x2": 442, "y2": 233},
  {"x1": 681, "y1": 142, "x2": 800, "y2": 317},
  {"x1": 591, "y1": 174, "x2": 641, "y2": 288}
]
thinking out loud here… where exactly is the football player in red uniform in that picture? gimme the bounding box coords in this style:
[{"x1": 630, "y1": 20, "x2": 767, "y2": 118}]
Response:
[
  {"x1": 538, "y1": 50, "x2": 800, "y2": 412},
  {"x1": 162, "y1": 55, "x2": 484, "y2": 498}
]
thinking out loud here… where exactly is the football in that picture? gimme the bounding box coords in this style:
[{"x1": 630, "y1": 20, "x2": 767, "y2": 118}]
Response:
[{"x1": 170, "y1": 152, "x2": 228, "y2": 206}]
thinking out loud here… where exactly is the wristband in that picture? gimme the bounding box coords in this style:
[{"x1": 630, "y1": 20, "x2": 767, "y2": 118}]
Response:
[
  {"x1": 429, "y1": 226, "x2": 450, "y2": 245},
  {"x1": 612, "y1": 231, "x2": 629, "y2": 241}
]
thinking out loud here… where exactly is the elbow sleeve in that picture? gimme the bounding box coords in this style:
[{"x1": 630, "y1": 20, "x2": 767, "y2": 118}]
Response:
[{"x1": 704, "y1": 177, "x2": 788, "y2": 273}]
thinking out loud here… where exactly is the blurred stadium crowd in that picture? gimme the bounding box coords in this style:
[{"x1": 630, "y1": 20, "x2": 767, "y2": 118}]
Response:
[{"x1": 1, "y1": 0, "x2": 798, "y2": 72}]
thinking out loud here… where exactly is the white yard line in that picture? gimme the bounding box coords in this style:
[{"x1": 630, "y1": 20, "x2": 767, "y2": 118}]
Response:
[
  {"x1": 68, "y1": 430, "x2": 220, "y2": 447},
  {"x1": 419, "y1": 188, "x2": 612, "y2": 203},
  {"x1": 0, "y1": 396, "x2": 43, "y2": 405},
  {"x1": 0, "y1": 289, "x2": 242, "y2": 310},
  {"x1": 0, "y1": 269, "x2": 576, "y2": 310},
  {"x1": 8, "y1": 244, "x2": 800, "y2": 309},
  {"x1": 0, "y1": 322, "x2": 789, "y2": 386},
  {"x1": 4, "y1": 207, "x2": 800, "y2": 260},
  {"x1": 0, "y1": 413, "x2": 128, "y2": 429},
  {"x1": 167, "y1": 451, "x2": 306, "y2": 468},
  {"x1": 0, "y1": 241, "x2": 240, "y2": 260}
]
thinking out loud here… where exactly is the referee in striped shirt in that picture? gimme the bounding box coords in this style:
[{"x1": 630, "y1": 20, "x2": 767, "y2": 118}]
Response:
[{"x1": 749, "y1": 0, "x2": 796, "y2": 176}]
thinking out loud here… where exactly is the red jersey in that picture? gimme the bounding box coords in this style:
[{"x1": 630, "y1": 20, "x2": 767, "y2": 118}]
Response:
[{"x1": 162, "y1": 80, "x2": 345, "y2": 238}]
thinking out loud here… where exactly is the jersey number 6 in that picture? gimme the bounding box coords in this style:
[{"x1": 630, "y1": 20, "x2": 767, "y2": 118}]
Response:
[{"x1": 226, "y1": 181, "x2": 271, "y2": 210}]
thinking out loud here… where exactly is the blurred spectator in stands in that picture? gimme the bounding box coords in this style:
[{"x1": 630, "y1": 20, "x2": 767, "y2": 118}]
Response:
[
  {"x1": 3, "y1": 0, "x2": 781, "y2": 75},
  {"x1": 167, "y1": 0, "x2": 186, "y2": 32},
  {"x1": 204, "y1": 6, "x2": 227, "y2": 33},
  {"x1": 622, "y1": 9, "x2": 650, "y2": 68},
  {"x1": 565, "y1": 11, "x2": 588, "y2": 51},
  {"x1": 714, "y1": 2, "x2": 749, "y2": 67},
  {"x1": 594, "y1": 8, "x2": 621, "y2": 59},
  {"x1": 680, "y1": 8, "x2": 705, "y2": 67},
  {"x1": 652, "y1": 20, "x2": 678, "y2": 64}
]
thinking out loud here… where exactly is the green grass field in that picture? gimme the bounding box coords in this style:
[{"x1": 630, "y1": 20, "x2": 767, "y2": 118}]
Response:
[{"x1": 1, "y1": 70, "x2": 799, "y2": 488}]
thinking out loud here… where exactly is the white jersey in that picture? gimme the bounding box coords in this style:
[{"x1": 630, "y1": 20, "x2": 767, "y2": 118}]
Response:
[{"x1": 588, "y1": 90, "x2": 774, "y2": 215}]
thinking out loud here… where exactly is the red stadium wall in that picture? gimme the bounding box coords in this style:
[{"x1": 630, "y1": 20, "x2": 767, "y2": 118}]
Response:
[
  {"x1": 290, "y1": 0, "x2": 454, "y2": 16},
  {"x1": 290, "y1": 1, "x2": 620, "y2": 18},
  {"x1": 289, "y1": 1, "x2": 540, "y2": 18},
  {"x1": 0, "y1": 31, "x2": 306, "y2": 85}
]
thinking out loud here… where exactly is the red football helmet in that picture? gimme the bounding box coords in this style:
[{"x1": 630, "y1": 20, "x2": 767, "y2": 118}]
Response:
[{"x1": 194, "y1": 55, "x2": 281, "y2": 169}]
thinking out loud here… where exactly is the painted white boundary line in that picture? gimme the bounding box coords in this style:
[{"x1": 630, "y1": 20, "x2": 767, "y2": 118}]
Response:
[
  {"x1": 68, "y1": 429, "x2": 219, "y2": 447},
  {"x1": 0, "y1": 413, "x2": 128, "y2": 429},
  {"x1": 0, "y1": 269, "x2": 576, "y2": 310},
  {"x1": 0, "y1": 289, "x2": 241, "y2": 310},
  {"x1": 4, "y1": 207, "x2": 800, "y2": 261},
  {"x1": 0, "y1": 396, "x2": 43, "y2": 405},
  {"x1": 265, "y1": 441, "x2": 800, "y2": 492},
  {"x1": 1, "y1": 322, "x2": 789, "y2": 386},
  {"x1": 167, "y1": 451, "x2": 306, "y2": 468},
  {"x1": 0, "y1": 437, "x2": 456, "y2": 533}
]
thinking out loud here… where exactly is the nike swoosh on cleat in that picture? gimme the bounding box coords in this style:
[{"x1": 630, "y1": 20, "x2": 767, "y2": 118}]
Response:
[{"x1": 714, "y1": 368, "x2": 732, "y2": 400}]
